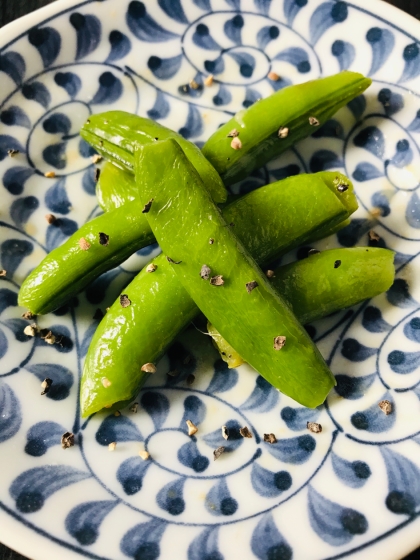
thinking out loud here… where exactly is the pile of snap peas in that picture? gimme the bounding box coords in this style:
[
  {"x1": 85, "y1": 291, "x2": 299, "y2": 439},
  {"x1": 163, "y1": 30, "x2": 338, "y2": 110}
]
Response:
[{"x1": 18, "y1": 71, "x2": 396, "y2": 417}]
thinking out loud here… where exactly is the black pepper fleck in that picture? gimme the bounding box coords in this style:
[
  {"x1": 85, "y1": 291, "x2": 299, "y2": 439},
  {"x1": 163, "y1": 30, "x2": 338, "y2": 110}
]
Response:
[
  {"x1": 120, "y1": 294, "x2": 131, "y2": 308},
  {"x1": 240, "y1": 426, "x2": 252, "y2": 438},
  {"x1": 179, "y1": 84, "x2": 190, "y2": 94},
  {"x1": 307, "y1": 422, "x2": 322, "y2": 433},
  {"x1": 210, "y1": 275, "x2": 224, "y2": 286},
  {"x1": 99, "y1": 232, "x2": 109, "y2": 246},
  {"x1": 379, "y1": 400, "x2": 392, "y2": 415},
  {"x1": 369, "y1": 230, "x2": 380, "y2": 242},
  {"x1": 61, "y1": 431, "x2": 75, "y2": 449},
  {"x1": 200, "y1": 265, "x2": 212, "y2": 280},
  {"x1": 130, "y1": 402, "x2": 139, "y2": 413},
  {"x1": 246, "y1": 281, "x2": 258, "y2": 293},
  {"x1": 167, "y1": 256, "x2": 182, "y2": 264},
  {"x1": 333, "y1": 176, "x2": 349, "y2": 193},
  {"x1": 141, "y1": 363, "x2": 157, "y2": 373},
  {"x1": 213, "y1": 446, "x2": 225, "y2": 460},
  {"x1": 142, "y1": 198, "x2": 154, "y2": 214},
  {"x1": 45, "y1": 213, "x2": 56, "y2": 224},
  {"x1": 277, "y1": 126, "x2": 289, "y2": 139},
  {"x1": 41, "y1": 377, "x2": 53, "y2": 395},
  {"x1": 273, "y1": 336, "x2": 286, "y2": 350},
  {"x1": 22, "y1": 311, "x2": 36, "y2": 320},
  {"x1": 41, "y1": 330, "x2": 56, "y2": 345}
]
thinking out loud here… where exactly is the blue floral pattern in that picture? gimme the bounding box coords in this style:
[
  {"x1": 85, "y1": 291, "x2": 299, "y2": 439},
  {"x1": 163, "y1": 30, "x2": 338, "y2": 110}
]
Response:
[{"x1": 1, "y1": 0, "x2": 420, "y2": 559}]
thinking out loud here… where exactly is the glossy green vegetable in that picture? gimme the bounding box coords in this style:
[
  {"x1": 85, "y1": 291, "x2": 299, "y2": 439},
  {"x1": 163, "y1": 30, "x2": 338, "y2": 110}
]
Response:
[
  {"x1": 97, "y1": 162, "x2": 354, "y2": 241},
  {"x1": 273, "y1": 247, "x2": 395, "y2": 325},
  {"x1": 202, "y1": 71, "x2": 372, "y2": 185},
  {"x1": 81, "y1": 169, "x2": 356, "y2": 416},
  {"x1": 96, "y1": 162, "x2": 137, "y2": 211},
  {"x1": 209, "y1": 247, "x2": 396, "y2": 367},
  {"x1": 18, "y1": 202, "x2": 153, "y2": 315},
  {"x1": 19, "y1": 168, "x2": 355, "y2": 315},
  {"x1": 140, "y1": 140, "x2": 336, "y2": 405},
  {"x1": 81, "y1": 73, "x2": 371, "y2": 190},
  {"x1": 81, "y1": 112, "x2": 227, "y2": 204},
  {"x1": 222, "y1": 174, "x2": 357, "y2": 265},
  {"x1": 97, "y1": 160, "x2": 352, "y2": 243}
]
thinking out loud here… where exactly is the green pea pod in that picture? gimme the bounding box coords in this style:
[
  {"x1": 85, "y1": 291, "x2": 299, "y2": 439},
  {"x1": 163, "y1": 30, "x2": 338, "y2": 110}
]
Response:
[
  {"x1": 138, "y1": 139, "x2": 337, "y2": 408},
  {"x1": 81, "y1": 112, "x2": 227, "y2": 204},
  {"x1": 202, "y1": 71, "x2": 372, "y2": 185},
  {"x1": 209, "y1": 247, "x2": 396, "y2": 368},
  {"x1": 96, "y1": 162, "x2": 356, "y2": 240},
  {"x1": 81, "y1": 73, "x2": 370, "y2": 190},
  {"x1": 274, "y1": 247, "x2": 395, "y2": 324},
  {"x1": 222, "y1": 173, "x2": 357, "y2": 265},
  {"x1": 18, "y1": 202, "x2": 153, "y2": 315},
  {"x1": 81, "y1": 169, "x2": 356, "y2": 416},
  {"x1": 19, "y1": 169, "x2": 355, "y2": 315},
  {"x1": 81, "y1": 245, "x2": 394, "y2": 417},
  {"x1": 96, "y1": 162, "x2": 137, "y2": 211},
  {"x1": 96, "y1": 159, "x2": 352, "y2": 241}
]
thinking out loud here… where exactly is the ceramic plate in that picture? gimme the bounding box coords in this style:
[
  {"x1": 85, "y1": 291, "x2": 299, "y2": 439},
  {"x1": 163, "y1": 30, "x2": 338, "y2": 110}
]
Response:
[{"x1": 1, "y1": 0, "x2": 420, "y2": 559}]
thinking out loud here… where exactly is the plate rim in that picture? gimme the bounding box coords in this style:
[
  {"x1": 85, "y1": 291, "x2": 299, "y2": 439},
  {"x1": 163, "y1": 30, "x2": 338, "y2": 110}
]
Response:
[{"x1": 1, "y1": 0, "x2": 420, "y2": 559}]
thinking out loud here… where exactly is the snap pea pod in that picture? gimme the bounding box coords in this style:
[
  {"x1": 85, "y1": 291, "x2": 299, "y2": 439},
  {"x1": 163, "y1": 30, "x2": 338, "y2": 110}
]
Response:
[
  {"x1": 18, "y1": 202, "x2": 153, "y2": 315},
  {"x1": 96, "y1": 162, "x2": 137, "y2": 212},
  {"x1": 96, "y1": 161, "x2": 351, "y2": 246},
  {"x1": 81, "y1": 169, "x2": 356, "y2": 416},
  {"x1": 96, "y1": 160, "x2": 351, "y2": 246},
  {"x1": 81, "y1": 73, "x2": 371, "y2": 190},
  {"x1": 136, "y1": 139, "x2": 336, "y2": 407},
  {"x1": 97, "y1": 158, "x2": 353, "y2": 239},
  {"x1": 223, "y1": 174, "x2": 356, "y2": 265},
  {"x1": 95, "y1": 161, "x2": 241, "y2": 213},
  {"x1": 19, "y1": 170, "x2": 355, "y2": 315},
  {"x1": 81, "y1": 112, "x2": 227, "y2": 204},
  {"x1": 202, "y1": 71, "x2": 372, "y2": 185},
  {"x1": 209, "y1": 247, "x2": 396, "y2": 368}
]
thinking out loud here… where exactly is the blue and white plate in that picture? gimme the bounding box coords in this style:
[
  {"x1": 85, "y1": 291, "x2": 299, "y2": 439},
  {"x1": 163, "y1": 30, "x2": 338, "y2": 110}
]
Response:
[{"x1": 1, "y1": 0, "x2": 420, "y2": 558}]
